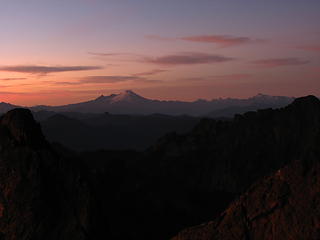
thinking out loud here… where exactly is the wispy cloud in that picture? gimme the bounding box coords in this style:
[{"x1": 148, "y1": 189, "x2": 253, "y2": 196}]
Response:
[
  {"x1": 53, "y1": 81, "x2": 84, "y2": 86},
  {"x1": 0, "y1": 77, "x2": 27, "y2": 81},
  {"x1": 252, "y1": 58, "x2": 309, "y2": 68},
  {"x1": 89, "y1": 51, "x2": 233, "y2": 66},
  {"x1": 179, "y1": 74, "x2": 252, "y2": 83},
  {"x1": 145, "y1": 35, "x2": 174, "y2": 41},
  {"x1": 208, "y1": 74, "x2": 252, "y2": 80},
  {"x1": 144, "y1": 52, "x2": 233, "y2": 66},
  {"x1": 0, "y1": 65, "x2": 102, "y2": 75},
  {"x1": 88, "y1": 52, "x2": 145, "y2": 64},
  {"x1": 0, "y1": 91, "x2": 33, "y2": 95},
  {"x1": 81, "y1": 75, "x2": 143, "y2": 83},
  {"x1": 53, "y1": 76, "x2": 135, "y2": 86},
  {"x1": 88, "y1": 52, "x2": 143, "y2": 59},
  {"x1": 0, "y1": 90, "x2": 83, "y2": 96},
  {"x1": 133, "y1": 69, "x2": 167, "y2": 76},
  {"x1": 53, "y1": 75, "x2": 162, "y2": 86},
  {"x1": 88, "y1": 52, "x2": 126, "y2": 57},
  {"x1": 180, "y1": 35, "x2": 264, "y2": 47},
  {"x1": 296, "y1": 45, "x2": 320, "y2": 52},
  {"x1": 133, "y1": 79, "x2": 164, "y2": 84},
  {"x1": 0, "y1": 91, "x2": 17, "y2": 94},
  {"x1": 146, "y1": 34, "x2": 264, "y2": 47}
]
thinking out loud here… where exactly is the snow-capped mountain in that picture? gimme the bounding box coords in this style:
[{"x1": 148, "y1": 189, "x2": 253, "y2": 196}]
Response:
[
  {"x1": 1, "y1": 90, "x2": 296, "y2": 116},
  {"x1": 30, "y1": 90, "x2": 154, "y2": 114},
  {"x1": 110, "y1": 90, "x2": 148, "y2": 103}
]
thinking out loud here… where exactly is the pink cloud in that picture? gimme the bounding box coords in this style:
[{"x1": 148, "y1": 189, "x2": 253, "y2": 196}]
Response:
[
  {"x1": 180, "y1": 35, "x2": 264, "y2": 47},
  {"x1": 252, "y1": 58, "x2": 309, "y2": 68},
  {"x1": 0, "y1": 78, "x2": 27, "y2": 81},
  {"x1": 144, "y1": 52, "x2": 233, "y2": 66},
  {"x1": 296, "y1": 45, "x2": 320, "y2": 52},
  {"x1": 88, "y1": 52, "x2": 144, "y2": 63},
  {"x1": 0, "y1": 91, "x2": 19, "y2": 95},
  {"x1": 145, "y1": 35, "x2": 173, "y2": 41},
  {"x1": 208, "y1": 74, "x2": 252, "y2": 80},
  {"x1": 52, "y1": 75, "x2": 163, "y2": 86},
  {"x1": 133, "y1": 69, "x2": 167, "y2": 76},
  {"x1": 52, "y1": 76, "x2": 141, "y2": 85},
  {"x1": 0, "y1": 65, "x2": 102, "y2": 75},
  {"x1": 179, "y1": 74, "x2": 252, "y2": 83},
  {"x1": 81, "y1": 76, "x2": 141, "y2": 83}
]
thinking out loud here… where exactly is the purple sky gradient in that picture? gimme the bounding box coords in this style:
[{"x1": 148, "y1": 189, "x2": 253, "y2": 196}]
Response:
[{"x1": 0, "y1": 0, "x2": 319, "y2": 105}]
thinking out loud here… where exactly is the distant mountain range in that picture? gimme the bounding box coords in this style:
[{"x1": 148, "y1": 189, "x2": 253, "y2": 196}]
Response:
[
  {"x1": 1, "y1": 96, "x2": 320, "y2": 240},
  {"x1": 0, "y1": 90, "x2": 295, "y2": 117}
]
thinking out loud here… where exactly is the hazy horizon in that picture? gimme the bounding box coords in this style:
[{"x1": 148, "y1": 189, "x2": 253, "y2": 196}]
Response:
[
  {"x1": 0, "y1": 90, "x2": 299, "y2": 108},
  {"x1": 0, "y1": 0, "x2": 319, "y2": 106}
]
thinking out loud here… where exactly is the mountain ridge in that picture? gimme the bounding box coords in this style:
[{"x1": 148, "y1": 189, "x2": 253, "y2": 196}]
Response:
[
  {"x1": 0, "y1": 95, "x2": 319, "y2": 239},
  {"x1": 1, "y1": 91, "x2": 296, "y2": 116}
]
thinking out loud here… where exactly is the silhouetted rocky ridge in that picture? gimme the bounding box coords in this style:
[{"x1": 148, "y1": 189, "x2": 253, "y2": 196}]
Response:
[
  {"x1": 172, "y1": 158, "x2": 320, "y2": 240},
  {"x1": 0, "y1": 96, "x2": 319, "y2": 240},
  {"x1": 0, "y1": 109, "x2": 100, "y2": 239},
  {"x1": 171, "y1": 95, "x2": 320, "y2": 239}
]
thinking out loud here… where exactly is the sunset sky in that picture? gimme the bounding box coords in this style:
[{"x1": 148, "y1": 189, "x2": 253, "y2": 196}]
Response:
[{"x1": 0, "y1": 0, "x2": 319, "y2": 106}]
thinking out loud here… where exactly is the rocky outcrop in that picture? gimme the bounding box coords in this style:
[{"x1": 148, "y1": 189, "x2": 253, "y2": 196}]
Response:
[
  {"x1": 0, "y1": 109, "x2": 96, "y2": 240},
  {"x1": 172, "y1": 157, "x2": 320, "y2": 240},
  {"x1": 0, "y1": 96, "x2": 319, "y2": 240},
  {"x1": 149, "y1": 95, "x2": 320, "y2": 194},
  {"x1": 0, "y1": 108, "x2": 46, "y2": 147},
  {"x1": 171, "y1": 95, "x2": 320, "y2": 239}
]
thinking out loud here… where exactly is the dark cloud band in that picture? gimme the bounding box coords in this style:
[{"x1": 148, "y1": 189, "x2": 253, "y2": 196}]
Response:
[
  {"x1": 252, "y1": 58, "x2": 309, "y2": 68},
  {"x1": 144, "y1": 53, "x2": 233, "y2": 66},
  {"x1": 0, "y1": 65, "x2": 102, "y2": 74}
]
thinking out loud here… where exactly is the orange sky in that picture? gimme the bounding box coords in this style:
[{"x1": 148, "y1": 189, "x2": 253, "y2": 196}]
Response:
[{"x1": 0, "y1": 0, "x2": 319, "y2": 106}]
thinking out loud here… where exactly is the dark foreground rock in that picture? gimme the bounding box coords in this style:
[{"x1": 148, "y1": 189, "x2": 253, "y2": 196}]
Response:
[
  {"x1": 0, "y1": 96, "x2": 319, "y2": 240},
  {"x1": 0, "y1": 109, "x2": 98, "y2": 240},
  {"x1": 172, "y1": 157, "x2": 320, "y2": 240},
  {"x1": 171, "y1": 96, "x2": 320, "y2": 239}
]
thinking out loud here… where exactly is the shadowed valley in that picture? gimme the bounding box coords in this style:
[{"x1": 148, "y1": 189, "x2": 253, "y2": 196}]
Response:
[{"x1": 0, "y1": 95, "x2": 319, "y2": 239}]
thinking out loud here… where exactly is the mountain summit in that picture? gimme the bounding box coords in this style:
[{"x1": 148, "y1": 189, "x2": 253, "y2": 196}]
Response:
[
  {"x1": 93, "y1": 90, "x2": 146, "y2": 103},
  {"x1": 110, "y1": 90, "x2": 148, "y2": 103},
  {"x1": 1, "y1": 92, "x2": 297, "y2": 116}
]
